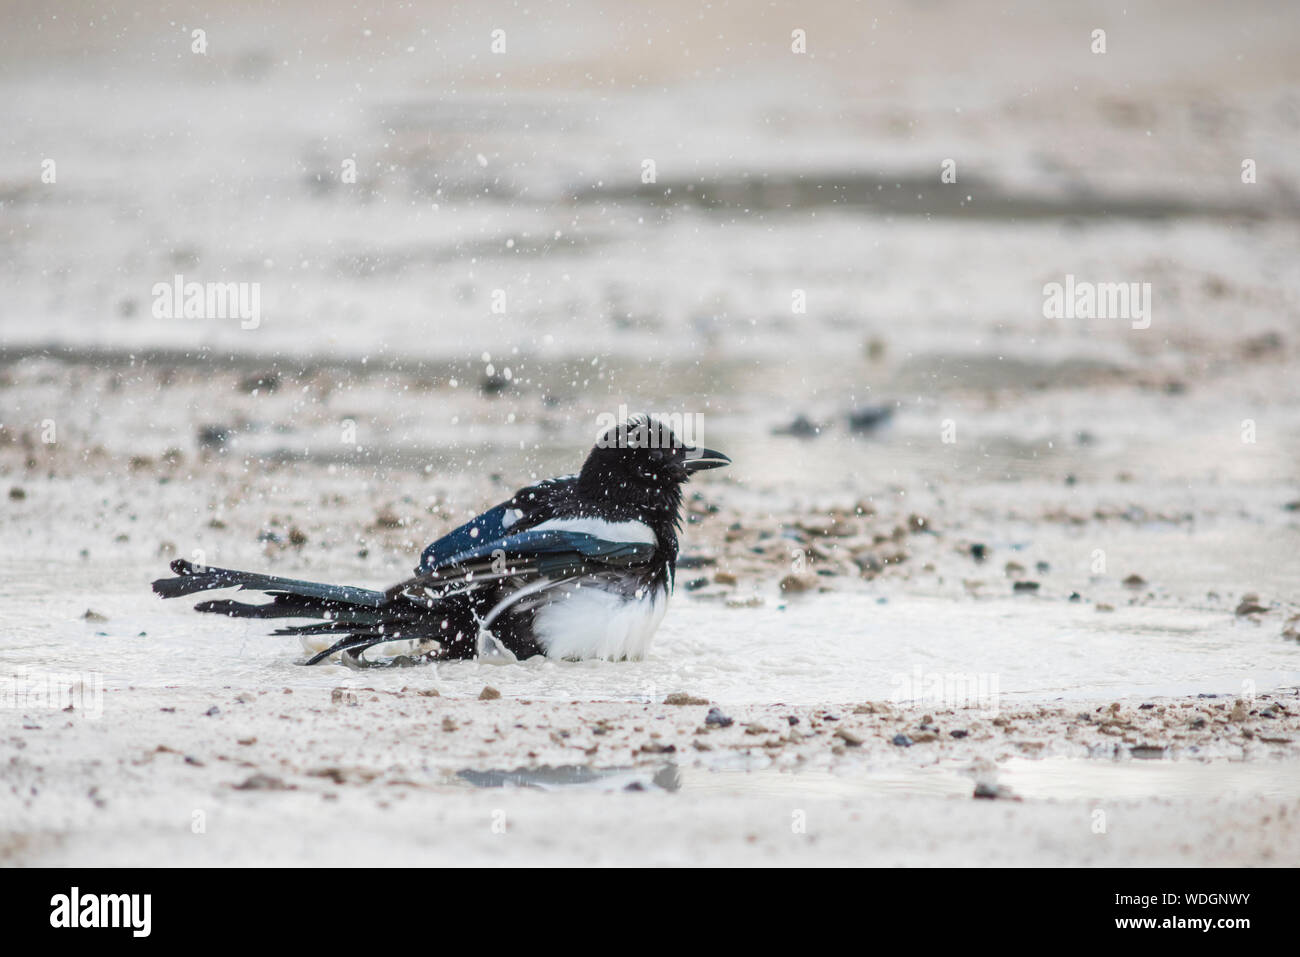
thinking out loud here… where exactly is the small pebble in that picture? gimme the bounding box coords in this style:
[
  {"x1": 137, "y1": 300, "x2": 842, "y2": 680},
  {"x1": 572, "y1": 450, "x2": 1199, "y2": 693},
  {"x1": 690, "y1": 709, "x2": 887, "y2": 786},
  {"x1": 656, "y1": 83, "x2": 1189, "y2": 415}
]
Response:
[
  {"x1": 664, "y1": 692, "x2": 709, "y2": 706},
  {"x1": 705, "y1": 707, "x2": 733, "y2": 728}
]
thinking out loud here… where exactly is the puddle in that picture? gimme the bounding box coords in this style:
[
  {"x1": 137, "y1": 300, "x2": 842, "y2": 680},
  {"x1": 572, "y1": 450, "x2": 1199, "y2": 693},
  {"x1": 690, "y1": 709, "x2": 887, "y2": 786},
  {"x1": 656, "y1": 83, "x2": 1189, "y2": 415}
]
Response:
[
  {"x1": 576, "y1": 171, "x2": 1279, "y2": 221},
  {"x1": 5, "y1": 564, "x2": 1299, "y2": 707},
  {"x1": 455, "y1": 757, "x2": 1300, "y2": 801},
  {"x1": 457, "y1": 765, "x2": 682, "y2": 792}
]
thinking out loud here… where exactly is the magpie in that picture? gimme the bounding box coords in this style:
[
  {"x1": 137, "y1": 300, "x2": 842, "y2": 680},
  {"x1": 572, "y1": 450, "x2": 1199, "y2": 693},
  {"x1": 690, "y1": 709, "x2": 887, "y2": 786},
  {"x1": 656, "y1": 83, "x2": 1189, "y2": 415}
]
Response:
[{"x1": 151, "y1": 417, "x2": 730, "y2": 665}]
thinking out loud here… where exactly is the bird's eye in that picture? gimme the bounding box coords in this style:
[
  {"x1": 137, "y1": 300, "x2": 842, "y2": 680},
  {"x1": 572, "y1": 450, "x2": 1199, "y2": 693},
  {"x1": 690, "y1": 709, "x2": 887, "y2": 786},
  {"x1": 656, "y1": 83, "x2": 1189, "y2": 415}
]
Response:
[{"x1": 648, "y1": 449, "x2": 665, "y2": 463}]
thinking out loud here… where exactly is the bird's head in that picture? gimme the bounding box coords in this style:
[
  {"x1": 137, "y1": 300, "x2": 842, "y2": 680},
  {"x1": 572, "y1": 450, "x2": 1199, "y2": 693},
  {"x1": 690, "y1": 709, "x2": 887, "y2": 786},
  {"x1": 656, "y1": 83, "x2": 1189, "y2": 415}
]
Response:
[{"x1": 577, "y1": 415, "x2": 730, "y2": 513}]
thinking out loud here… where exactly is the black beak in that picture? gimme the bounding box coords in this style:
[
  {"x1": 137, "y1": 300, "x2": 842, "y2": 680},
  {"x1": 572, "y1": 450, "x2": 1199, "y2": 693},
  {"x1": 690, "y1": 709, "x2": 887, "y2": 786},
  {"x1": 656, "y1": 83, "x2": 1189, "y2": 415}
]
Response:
[{"x1": 684, "y1": 447, "x2": 731, "y2": 472}]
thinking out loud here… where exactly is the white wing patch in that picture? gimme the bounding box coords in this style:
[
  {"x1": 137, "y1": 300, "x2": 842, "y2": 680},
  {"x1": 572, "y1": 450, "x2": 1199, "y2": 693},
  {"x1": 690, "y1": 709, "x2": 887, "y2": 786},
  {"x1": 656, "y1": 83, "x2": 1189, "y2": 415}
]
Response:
[{"x1": 527, "y1": 516, "x2": 657, "y2": 545}]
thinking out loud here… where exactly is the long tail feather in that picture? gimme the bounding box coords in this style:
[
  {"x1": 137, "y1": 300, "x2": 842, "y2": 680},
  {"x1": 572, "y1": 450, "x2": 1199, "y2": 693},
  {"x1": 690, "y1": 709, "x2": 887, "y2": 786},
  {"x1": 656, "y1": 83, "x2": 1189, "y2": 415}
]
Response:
[
  {"x1": 191, "y1": 598, "x2": 385, "y2": 624},
  {"x1": 153, "y1": 559, "x2": 476, "y2": 665},
  {"x1": 304, "y1": 633, "x2": 392, "y2": 666},
  {"x1": 152, "y1": 559, "x2": 386, "y2": 606}
]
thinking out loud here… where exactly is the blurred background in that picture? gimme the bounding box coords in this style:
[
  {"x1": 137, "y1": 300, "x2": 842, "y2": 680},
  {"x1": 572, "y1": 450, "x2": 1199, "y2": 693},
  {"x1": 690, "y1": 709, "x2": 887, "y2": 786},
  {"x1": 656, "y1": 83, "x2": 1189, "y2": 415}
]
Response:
[
  {"x1": 3, "y1": 1, "x2": 1299, "y2": 436},
  {"x1": 7, "y1": 3, "x2": 1300, "y2": 868},
  {"x1": 2, "y1": 0, "x2": 1300, "y2": 661}
]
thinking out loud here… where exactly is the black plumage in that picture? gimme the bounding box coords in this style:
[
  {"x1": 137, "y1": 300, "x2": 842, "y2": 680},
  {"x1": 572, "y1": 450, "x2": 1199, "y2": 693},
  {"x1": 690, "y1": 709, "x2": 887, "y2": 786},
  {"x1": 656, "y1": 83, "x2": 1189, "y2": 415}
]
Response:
[{"x1": 152, "y1": 417, "x2": 729, "y2": 665}]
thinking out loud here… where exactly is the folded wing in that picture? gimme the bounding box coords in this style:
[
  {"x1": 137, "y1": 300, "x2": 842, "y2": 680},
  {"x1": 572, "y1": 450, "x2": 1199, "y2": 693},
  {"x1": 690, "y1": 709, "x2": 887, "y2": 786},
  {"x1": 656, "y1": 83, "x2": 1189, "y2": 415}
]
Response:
[
  {"x1": 416, "y1": 501, "x2": 521, "y2": 574},
  {"x1": 392, "y1": 523, "x2": 658, "y2": 603}
]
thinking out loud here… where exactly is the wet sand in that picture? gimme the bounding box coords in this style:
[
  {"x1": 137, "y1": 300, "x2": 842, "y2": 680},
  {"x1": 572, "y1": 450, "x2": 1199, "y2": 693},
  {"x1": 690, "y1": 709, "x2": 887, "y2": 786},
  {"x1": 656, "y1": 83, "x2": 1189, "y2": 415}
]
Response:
[
  {"x1": 3, "y1": 353, "x2": 1299, "y2": 865},
  {"x1": 3, "y1": 0, "x2": 1300, "y2": 865},
  {"x1": 5, "y1": 683, "x2": 1300, "y2": 866}
]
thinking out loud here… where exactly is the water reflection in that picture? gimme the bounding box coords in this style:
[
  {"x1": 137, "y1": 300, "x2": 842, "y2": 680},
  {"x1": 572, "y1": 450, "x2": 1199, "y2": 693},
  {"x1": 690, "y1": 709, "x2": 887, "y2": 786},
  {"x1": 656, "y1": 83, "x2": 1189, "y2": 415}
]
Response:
[{"x1": 455, "y1": 756, "x2": 1300, "y2": 801}]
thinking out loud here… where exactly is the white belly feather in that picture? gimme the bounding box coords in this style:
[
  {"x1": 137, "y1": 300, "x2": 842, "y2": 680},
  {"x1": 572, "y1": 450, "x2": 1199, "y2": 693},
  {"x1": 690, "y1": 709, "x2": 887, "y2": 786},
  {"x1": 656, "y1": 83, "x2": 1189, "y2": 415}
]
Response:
[
  {"x1": 532, "y1": 583, "x2": 668, "y2": 661},
  {"x1": 304, "y1": 515, "x2": 670, "y2": 664}
]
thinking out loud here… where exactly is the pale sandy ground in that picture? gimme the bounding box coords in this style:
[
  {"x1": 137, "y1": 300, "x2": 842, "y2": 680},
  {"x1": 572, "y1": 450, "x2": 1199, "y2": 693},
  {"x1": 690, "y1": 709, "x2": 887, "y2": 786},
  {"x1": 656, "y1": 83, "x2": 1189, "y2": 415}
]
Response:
[
  {"x1": 3, "y1": 0, "x2": 1300, "y2": 865},
  {"x1": 5, "y1": 686, "x2": 1300, "y2": 866},
  {"x1": 7, "y1": 361, "x2": 1299, "y2": 866}
]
